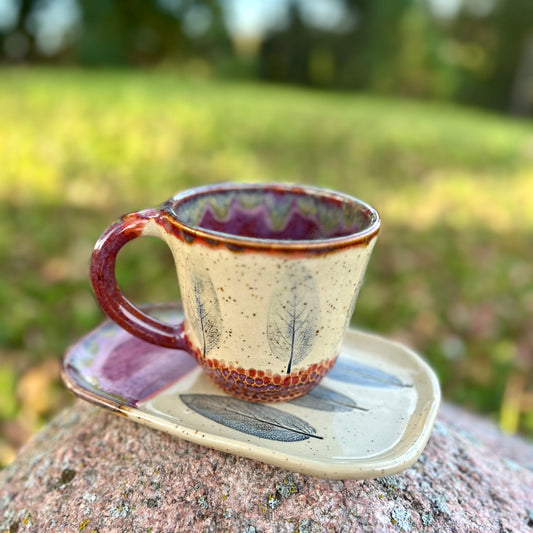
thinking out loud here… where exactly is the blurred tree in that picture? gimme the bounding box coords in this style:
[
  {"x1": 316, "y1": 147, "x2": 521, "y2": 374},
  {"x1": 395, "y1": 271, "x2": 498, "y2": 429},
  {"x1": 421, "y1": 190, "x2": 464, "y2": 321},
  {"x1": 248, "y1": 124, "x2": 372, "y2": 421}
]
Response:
[
  {"x1": 0, "y1": 0, "x2": 232, "y2": 67},
  {"x1": 1, "y1": 0, "x2": 532, "y2": 114},
  {"x1": 510, "y1": 35, "x2": 533, "y2": 115},
  {"x1": 258, "y1": 3, "x2": 310, "y2": 86},
  {"x1": 258, "y1": 0, "x2": 431, "y2": 91},
  {"x1": 352, "y1": 0, "x2": 413, "y2": 89},
  {"x1": 448, "y1": 0, "x2": 533, "y2": 112},
  {"x1": 0, "y1": 0, "x2": 40, "y2": 62},
  {"x1": 76, "y1": 0, "x2": 233, "y2": 67},
  {"x1": 257, "y1": 0, "x2": 533, "y2": 114},
  {"x1": 75, "y1": 0, "x2": 186, "y2": 66}
]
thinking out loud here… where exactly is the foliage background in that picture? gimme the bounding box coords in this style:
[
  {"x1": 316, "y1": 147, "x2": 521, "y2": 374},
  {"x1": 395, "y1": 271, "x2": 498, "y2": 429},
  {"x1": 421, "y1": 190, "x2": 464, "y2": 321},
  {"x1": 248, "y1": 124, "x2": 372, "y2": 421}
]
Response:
[
  {"x1": 2, "y1": 0, "x2": 533, "y2": 114},
  {"x1": 0, "y1": 0, "x2": 532, "y2": 466}
]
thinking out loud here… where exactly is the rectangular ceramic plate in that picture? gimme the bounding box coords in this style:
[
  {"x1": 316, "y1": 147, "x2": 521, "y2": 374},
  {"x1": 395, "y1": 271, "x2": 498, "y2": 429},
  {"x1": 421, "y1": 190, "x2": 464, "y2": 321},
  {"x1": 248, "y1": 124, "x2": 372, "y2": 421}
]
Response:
[{"x1": 61, "y1": 304, "x2": 440, "y2": 480}]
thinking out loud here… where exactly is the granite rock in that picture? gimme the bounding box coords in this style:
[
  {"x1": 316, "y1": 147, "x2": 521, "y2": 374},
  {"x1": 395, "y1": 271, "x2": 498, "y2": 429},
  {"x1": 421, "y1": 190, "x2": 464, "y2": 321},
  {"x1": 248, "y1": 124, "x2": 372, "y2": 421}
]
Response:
[{"x1": 0, "y1": 400, "x2": 532, "y2": 533}]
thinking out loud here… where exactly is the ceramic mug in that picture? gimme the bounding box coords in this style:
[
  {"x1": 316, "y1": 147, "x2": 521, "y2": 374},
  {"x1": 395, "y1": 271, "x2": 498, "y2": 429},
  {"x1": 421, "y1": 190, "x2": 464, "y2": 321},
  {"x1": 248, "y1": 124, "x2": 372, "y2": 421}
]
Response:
[{"x1": 90, "y1": 183, "x2": 380, "y2": 402}]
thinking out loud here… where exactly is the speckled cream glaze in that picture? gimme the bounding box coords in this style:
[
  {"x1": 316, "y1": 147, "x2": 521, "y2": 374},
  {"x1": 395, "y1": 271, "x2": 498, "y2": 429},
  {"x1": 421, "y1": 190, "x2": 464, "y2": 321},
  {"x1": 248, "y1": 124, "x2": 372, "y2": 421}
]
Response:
[{"x1": 90, "y1": 183, "x2": 380, "y2": 402}]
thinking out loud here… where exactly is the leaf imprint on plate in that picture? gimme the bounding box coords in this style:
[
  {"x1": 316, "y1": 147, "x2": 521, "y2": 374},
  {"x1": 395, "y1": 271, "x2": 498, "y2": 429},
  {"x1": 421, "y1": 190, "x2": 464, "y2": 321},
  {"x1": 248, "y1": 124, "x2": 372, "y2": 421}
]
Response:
[
  {"x1": 328, "y1": 359, "x2": 411, "y2": 388},
  {"x1": 289, "y1": 385, "x2": 369, "y2": 412},
  {"x1": 180, "y1": 394, "x2": 323, "y2": 442},
  {"x1": 267, "y1": 265, "x2": 320, "y2": 374}
]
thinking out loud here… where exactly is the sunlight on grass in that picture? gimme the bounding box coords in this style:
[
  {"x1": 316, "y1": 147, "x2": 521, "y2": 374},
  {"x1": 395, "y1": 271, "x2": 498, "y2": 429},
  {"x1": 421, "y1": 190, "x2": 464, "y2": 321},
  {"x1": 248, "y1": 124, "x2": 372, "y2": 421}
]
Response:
[
  {"x1": 2, "y1": 68, "x2": 532, "y2": 214},
  {"x1": 380, "y1": 171, "x2": 533, "y2": 231}
]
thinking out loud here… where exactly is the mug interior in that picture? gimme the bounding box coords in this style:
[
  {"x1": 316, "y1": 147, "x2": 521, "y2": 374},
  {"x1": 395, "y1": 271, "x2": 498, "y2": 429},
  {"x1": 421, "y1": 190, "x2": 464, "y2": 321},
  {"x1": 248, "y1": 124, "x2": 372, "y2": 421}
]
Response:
[{"x1": 170, "y1": 185, "x2": 378, "y2": 242}]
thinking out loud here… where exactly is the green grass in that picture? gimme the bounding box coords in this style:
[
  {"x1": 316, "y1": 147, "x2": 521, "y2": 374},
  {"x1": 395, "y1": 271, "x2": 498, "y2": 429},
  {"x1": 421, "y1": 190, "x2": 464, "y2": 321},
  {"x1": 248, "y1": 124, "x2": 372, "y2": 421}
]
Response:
[{"x1": 1, "y1": 67, "x2": 532, "y2": 462}]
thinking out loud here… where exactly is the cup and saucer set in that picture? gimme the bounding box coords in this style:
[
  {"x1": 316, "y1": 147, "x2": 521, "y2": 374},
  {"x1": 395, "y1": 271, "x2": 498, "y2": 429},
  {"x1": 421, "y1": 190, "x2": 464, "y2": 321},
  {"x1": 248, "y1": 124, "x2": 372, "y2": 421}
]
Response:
[{"x1": 61, "y1": 183, "x2": 440, "y2": 480}]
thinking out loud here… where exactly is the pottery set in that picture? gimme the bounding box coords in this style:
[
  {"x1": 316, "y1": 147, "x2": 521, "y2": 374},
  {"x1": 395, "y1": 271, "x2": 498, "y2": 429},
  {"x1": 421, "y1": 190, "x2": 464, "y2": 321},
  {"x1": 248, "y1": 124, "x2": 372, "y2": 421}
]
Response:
[{"x1": 62, "y1": 183, "x2": 440, "y2": 479}]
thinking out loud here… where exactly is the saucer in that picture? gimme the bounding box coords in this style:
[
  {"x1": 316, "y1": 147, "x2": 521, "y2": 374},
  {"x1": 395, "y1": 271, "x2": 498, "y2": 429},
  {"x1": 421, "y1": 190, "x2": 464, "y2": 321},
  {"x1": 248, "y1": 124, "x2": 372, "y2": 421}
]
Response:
[{"x1": 61, "y1": 304, "x2": 440, "y2": 479}]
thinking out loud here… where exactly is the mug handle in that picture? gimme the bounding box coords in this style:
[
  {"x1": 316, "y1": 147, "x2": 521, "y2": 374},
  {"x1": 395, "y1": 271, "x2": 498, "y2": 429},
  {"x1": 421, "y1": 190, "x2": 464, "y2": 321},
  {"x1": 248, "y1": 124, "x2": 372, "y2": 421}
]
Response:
[{"x1": 90, "y1": 209, "x2": 188, "y2": 350}]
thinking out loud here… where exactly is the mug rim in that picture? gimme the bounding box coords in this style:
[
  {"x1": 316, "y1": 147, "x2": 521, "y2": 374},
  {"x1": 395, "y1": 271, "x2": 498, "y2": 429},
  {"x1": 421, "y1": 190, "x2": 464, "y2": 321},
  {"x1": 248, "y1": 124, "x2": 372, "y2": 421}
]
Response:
[{"x1": 163, "y1": 182, "x2": 380, "y2": 252}]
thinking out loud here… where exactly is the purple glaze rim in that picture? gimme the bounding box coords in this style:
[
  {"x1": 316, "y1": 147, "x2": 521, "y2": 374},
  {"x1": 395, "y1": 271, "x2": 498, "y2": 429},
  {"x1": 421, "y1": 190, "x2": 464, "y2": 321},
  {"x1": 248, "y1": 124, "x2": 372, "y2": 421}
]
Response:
[{"x1": 160, "y1": 183, "x2": 380, "y2": 252}]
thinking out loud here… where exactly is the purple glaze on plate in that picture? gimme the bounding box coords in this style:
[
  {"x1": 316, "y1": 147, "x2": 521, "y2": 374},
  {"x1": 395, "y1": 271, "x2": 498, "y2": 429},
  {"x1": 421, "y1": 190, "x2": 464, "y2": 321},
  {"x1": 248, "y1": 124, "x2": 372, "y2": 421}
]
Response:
[
  {"x1": 63, "y1": 306, "x2": 198, "y2": 406},
  {"x1": 98, "y1": 339, "x2": 197, "y2": 404}
]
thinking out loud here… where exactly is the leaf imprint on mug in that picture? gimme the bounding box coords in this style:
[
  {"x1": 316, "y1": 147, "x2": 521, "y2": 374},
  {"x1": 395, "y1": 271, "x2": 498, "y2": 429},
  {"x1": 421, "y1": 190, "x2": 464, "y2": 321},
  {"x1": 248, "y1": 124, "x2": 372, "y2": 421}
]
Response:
[
  {"x1": 343, "y1": 279, "x2": 363, "y2": 330},
  {"x1": 180, "y1": 394, "x2": 323, "y2": 442},
  {"x1": 267, "y1": 265, "x2": 320, "y2": 374},
  {"x1": 185, "y1": 265, "x2": 222, "y2": 358}
]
